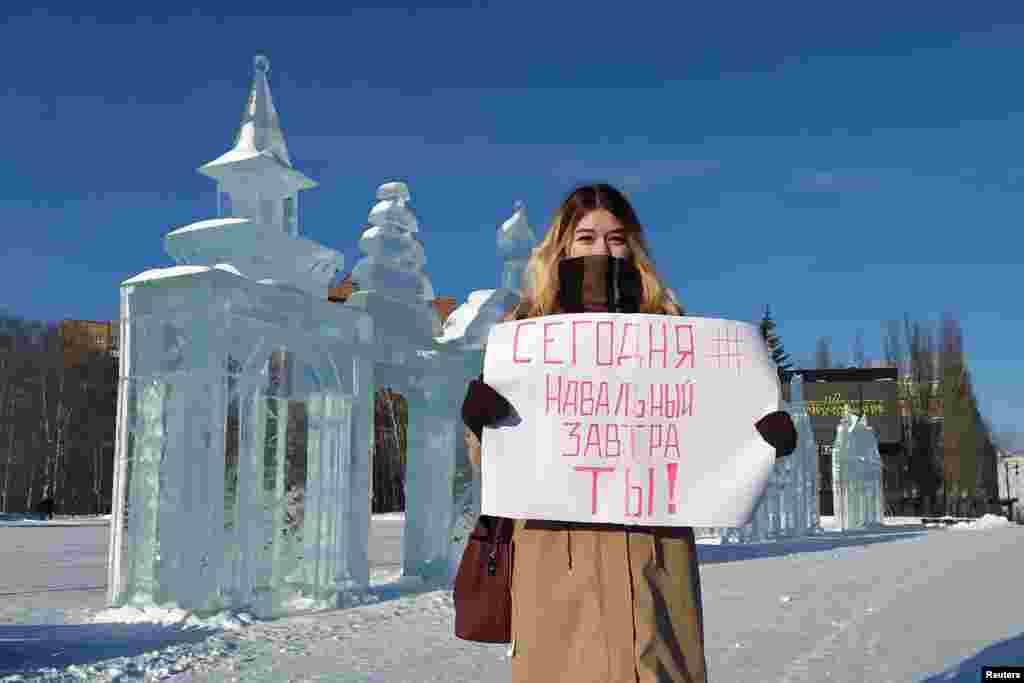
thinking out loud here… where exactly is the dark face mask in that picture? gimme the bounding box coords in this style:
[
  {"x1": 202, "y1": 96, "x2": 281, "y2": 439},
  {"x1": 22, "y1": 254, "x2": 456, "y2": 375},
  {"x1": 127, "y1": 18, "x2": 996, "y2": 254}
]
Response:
[{"x1": 557, "y1": 255, "x2": 643, "y2": 314}]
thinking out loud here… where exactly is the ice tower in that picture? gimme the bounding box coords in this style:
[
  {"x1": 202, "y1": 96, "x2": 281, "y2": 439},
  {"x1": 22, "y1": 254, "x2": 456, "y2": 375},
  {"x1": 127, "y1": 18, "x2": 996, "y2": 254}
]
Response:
[
  {"x1": 438, "y1": 200, "x2": 538, "y2": 349},
  {"x1": 163, "y1": 55, "x2": 342, "y2": 297},
  {"x1": 831, "y1": 409, "x2": 884, "y2": 531},
  {"x1": 108, "y1": 56, "x2": 377, "y2": 618},
  {"x1": 340, "y1": 182, "x2": 479, "y2": 581},
  {"x1": 436, "y1": 202, "x2": 538, "y2": 574}
]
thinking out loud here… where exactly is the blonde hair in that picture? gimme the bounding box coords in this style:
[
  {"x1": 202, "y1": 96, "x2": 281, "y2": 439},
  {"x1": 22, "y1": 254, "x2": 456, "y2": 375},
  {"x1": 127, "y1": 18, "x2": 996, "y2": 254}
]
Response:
[{"x1": 517, "y1": 183, "x2": 683, "y2": 319}]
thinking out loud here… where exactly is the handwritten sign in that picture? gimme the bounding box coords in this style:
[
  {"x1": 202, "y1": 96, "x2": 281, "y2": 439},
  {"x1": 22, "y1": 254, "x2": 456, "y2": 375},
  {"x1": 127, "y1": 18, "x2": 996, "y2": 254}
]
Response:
[{"x1": 480, "y1": 315, "x2": 780, "y2": 527}]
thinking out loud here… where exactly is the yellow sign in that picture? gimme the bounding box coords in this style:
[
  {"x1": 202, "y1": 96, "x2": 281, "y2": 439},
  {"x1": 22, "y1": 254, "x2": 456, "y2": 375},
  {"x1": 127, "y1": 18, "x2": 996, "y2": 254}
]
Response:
[{"x1": 805, "y1": 399, "x2": 887, "y2": 417}]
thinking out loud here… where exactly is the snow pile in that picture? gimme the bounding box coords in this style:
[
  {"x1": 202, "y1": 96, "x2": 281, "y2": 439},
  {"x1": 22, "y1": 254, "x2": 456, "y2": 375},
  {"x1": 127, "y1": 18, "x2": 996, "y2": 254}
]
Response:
[
  {"x1": 91, "y1": 605, "x2": 255, "y2": 631},
  {"x1": 948, "y1": 513, "x2": 1014, "y2": 530}
]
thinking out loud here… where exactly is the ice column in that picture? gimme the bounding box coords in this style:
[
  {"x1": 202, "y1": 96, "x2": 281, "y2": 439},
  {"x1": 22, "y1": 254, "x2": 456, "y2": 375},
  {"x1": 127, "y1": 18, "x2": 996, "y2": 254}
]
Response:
[
  {"x1": 849, "y1": 415, "x2": 883, "y2": 527},
  {"x1": 345, "y1": 181, "x2": 465, "y2": 581},
  {"x1": 440, "y1": 201, "x2": 538, "y2": 574},
  {"x1": 789, "y1": 374, "x2": 821, "y2": 534},
  {"x1": 123, "y1": 380, "x2": 167, "y2": 604},
  {"x1": 831, "y1": 406, "x2": 882, "y2": 531},
  {"x1": 831, "y1": 408, "x2": 854, "y2": 531},
  {"x1": 400, "y1": 372, "x2": 460, "y2": 580}
]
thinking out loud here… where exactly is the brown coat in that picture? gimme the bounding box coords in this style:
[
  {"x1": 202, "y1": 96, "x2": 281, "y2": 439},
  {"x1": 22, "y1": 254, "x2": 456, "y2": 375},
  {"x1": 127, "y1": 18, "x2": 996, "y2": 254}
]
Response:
[
  {"x1": 511, "y1": 520, "x2": 706, "y2": 683},
  {"x1": 465, "y1": 308, "x2": 708, "y2": 683}
]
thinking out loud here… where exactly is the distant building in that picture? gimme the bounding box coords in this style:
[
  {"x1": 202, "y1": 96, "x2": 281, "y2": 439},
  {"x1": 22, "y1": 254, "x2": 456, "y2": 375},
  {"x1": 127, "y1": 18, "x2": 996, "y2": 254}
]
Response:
[
  {"x1": 58, "y1": 320, "x2": 119, "y2": 368},
  {"x1": 783, "y1": 363, "x2": 999, "y2": 517}
]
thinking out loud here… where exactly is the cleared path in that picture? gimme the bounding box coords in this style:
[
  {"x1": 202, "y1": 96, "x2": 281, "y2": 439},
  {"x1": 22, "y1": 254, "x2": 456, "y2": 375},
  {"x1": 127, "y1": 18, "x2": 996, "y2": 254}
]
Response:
[{"x1": 0, "y1": 516, "x2": 406, "y2": 623}]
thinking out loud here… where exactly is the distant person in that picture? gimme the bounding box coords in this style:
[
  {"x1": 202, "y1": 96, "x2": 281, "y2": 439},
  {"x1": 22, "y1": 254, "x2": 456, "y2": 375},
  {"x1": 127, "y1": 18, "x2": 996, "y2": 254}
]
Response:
[
  {"x1": 461, "y1": 183, "x2": 796, "y2": 683},
  {"x1": 35, "y1": 497, "x2": 55, "y2": 521}
]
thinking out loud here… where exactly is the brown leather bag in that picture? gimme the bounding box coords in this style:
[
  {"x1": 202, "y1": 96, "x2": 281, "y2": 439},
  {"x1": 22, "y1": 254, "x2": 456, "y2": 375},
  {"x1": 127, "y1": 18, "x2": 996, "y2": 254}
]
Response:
[{"x1": 453, "y1": 514, "x2": 516, "y2": 643}]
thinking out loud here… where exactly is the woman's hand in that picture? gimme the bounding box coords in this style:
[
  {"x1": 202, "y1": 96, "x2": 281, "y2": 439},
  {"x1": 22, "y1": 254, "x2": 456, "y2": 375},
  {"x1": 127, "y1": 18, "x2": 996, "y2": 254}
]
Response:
[
  {"x1": 461, "y1": 376, "x2": 514, "y2": 442},
  {"x1": 755, "y1": 410, "x2": 797, "y2": 457}
]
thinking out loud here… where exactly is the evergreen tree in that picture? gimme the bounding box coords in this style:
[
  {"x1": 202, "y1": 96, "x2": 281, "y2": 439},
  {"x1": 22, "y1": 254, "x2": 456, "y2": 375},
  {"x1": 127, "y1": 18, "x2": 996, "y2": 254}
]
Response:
[{"x1": 759, "y1": 305, "x2": 794, "y2": 373}]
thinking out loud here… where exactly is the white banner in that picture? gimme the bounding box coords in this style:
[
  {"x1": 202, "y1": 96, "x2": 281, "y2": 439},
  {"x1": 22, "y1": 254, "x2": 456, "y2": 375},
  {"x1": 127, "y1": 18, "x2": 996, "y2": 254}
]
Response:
[{"x1": 480, "y1": 315, "x2": 780, "y2": 527}]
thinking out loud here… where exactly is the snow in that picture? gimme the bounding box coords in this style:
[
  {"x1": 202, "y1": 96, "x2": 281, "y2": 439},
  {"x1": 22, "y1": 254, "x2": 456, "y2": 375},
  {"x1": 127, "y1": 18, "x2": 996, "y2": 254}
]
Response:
[
  {"x1": 164, "y1": 218, "x2": 250, "y2": 237},
  {"x1": 2, "y1": 515, "x2": 1023, "y2": 682},
  {"x1": 948, "y1": 513, "x2": 1013, "y2": 530},
  {"x1": 121, "y1": 265, "x2": 211, "y2": 286},
  {"x1": 436, "y1": 288, "x2": 522, "y2": 349},
  {"x1": 0, "y1": 513, "x2": 111, "y2": 528}
]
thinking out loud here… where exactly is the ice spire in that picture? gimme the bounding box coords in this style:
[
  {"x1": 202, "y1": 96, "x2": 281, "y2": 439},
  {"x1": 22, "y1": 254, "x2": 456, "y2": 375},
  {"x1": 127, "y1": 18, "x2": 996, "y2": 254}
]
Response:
[
  {"x1": 235, "y1": 54, "x2": 292, "y2": 168},
  {"x1": 496, "y1": 200, "x2": 537, "y2": 293},
  {"x1": 199, "y1": 55, "x2": 316, "y2": 236},
  {"x1": 164, "y1": 54, "x2": 343, "y2": 297}
]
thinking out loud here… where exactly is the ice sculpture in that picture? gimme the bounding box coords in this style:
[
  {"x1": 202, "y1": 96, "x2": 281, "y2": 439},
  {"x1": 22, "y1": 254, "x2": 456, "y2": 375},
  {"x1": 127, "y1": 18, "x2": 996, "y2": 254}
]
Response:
[
  {"x1": 343, "y1": 182, "x2": 477, "y2": 582},
  {"x1": 791, "y1": 374, "x2": 822, "y2": 535},
  {"x1": 497, "y1": 200, "x2": 538, "y2": 293},
  {"x1": 439, "y1": 201, "x2": 538, "y2": 572},
  {"x1": 350, "y1": 182, "x2": 439, "y2": 333},
  {"x1": 108, "y1": 55, "x2": 378, "y2": 618},
  {"x1": 831, "y1": 408, "x2": 884, "y2": 531},
  {"x1": 163, "y1": 56, "x2": 342, "y2": 298},
  {"x1": 438, "y1": 201, "x2": 537, "y2": 349},
  {"x1": 711, "y1": 372, "x2": 820, "y2": 543}
]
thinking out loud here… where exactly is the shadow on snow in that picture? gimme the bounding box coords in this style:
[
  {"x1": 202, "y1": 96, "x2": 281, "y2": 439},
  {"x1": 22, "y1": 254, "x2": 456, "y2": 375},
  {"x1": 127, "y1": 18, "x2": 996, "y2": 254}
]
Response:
[
  {"x1": 0, "y1": 622, "x2": 219, "y2": 675},
  {"x1": 696, "y1": 524, "x2": 932, "y2": 565},
  {"x1": 918, "y1": 631, "x2": 1024, "y2": 681}
]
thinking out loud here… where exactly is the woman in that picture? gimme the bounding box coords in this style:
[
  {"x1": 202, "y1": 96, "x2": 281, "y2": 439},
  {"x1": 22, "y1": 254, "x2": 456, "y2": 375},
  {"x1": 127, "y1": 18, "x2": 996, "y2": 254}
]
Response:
[{"x1": 462, "y1": 183, "x2": 794, "y2": 682}]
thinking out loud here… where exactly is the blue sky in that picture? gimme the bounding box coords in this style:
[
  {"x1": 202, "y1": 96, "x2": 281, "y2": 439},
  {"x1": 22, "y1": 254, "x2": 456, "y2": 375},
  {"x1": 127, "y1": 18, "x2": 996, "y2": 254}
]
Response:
[{"x1": 3, "y1": 4, "x2": 1023, "y2": 444}]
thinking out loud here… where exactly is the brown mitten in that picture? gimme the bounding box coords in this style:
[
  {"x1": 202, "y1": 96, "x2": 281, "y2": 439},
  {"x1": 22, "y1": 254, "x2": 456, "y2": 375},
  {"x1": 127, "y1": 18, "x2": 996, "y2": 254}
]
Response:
[
  {"x1": 461, "y1": 376, "x2": 514, "y2": 442},
  {"x1": 756, "y1": 410, "x2": 797, "y2": 457}
]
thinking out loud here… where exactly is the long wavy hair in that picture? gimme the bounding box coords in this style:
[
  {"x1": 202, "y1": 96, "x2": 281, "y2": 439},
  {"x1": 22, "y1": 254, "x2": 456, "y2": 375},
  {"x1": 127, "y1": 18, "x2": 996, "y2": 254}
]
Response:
[{"x1": 516, "y1": 183, "x2": 683, "y2": 319}]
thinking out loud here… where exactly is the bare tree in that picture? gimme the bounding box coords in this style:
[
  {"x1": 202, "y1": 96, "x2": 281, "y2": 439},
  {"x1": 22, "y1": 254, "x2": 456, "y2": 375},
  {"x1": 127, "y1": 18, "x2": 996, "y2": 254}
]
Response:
[
  {"x1": 373, "y1": 387, "x2": 408, "y2": 513},
  {"x1": 887, "y1": 313, "x2": 999, "y2": 516},
  {"x1": 0, "y1": 314, "x2": 119, "y2": 516}
]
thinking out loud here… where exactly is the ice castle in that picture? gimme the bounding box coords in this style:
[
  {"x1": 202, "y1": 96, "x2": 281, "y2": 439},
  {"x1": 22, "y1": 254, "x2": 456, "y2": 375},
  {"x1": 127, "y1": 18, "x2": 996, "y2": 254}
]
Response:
[
  {"x1": 108, "y1": 55, "x2": 885, "y2": 619},
  {"x1": 107, "y1": 55, "x2": 509, "y2": 617}
]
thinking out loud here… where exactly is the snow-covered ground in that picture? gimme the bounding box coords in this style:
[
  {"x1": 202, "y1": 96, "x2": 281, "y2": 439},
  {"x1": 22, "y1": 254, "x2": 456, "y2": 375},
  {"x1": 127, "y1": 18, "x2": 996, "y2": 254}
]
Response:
[
  {"x1": 1, "y1": 514, "x2": 1022, "y2": 682},
  {"x1": 0, "y1": 513, "x2": 112, "y2": 527}
]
